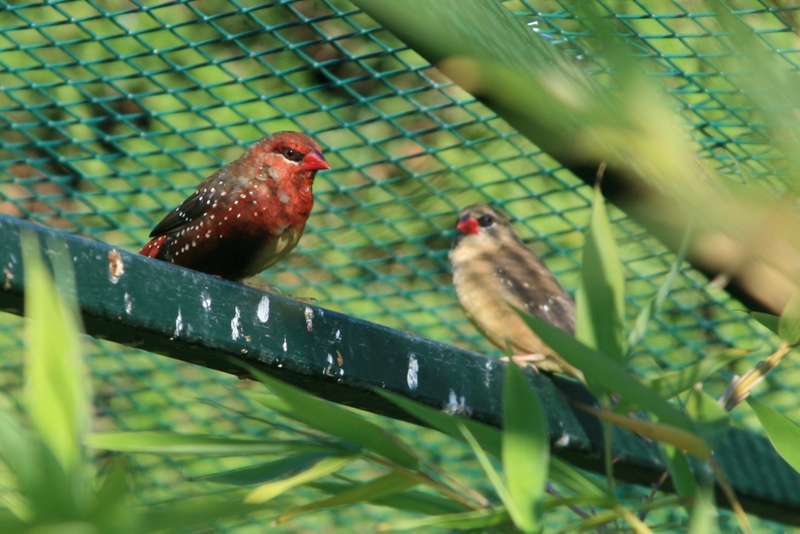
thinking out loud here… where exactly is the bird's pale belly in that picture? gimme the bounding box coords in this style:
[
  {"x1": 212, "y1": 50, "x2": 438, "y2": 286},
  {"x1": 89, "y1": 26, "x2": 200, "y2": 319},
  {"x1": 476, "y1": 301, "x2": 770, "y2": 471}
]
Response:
[{"x1": 454, "y1": 269, "x2": 561, "y2": 365}]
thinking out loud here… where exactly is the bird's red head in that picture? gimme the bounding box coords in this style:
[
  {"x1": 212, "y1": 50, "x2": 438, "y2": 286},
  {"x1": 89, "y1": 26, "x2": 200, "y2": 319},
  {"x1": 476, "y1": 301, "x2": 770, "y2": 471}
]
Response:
[
  {"x1": 457, "y1": 214, "x2": 480, "y2": 235},
  {"x1": 249, "y1": 131, "x2": 331, "y2": 180}
]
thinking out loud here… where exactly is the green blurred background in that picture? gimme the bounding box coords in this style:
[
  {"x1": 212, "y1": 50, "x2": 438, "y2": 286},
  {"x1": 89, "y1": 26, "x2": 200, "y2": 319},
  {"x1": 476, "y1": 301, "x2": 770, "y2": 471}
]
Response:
[{"x1": 1, "y1": 0, "x2": 798, "y2": 530}]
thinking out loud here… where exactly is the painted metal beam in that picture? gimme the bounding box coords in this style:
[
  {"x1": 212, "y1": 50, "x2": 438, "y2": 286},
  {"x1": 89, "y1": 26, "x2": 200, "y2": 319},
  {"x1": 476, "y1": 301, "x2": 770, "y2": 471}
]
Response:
[{"x1": 0, "y1": 214, "x2": 798, "y2": 525}]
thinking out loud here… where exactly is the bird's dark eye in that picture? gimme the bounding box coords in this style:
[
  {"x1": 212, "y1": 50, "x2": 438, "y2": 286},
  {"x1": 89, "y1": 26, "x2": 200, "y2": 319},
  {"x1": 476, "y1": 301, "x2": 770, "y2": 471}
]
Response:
[
  {"x1": 281, "y1": 147, "x2": 302, "y2": 162},
  {"x1": 478, "y1": 214, "x2": 495, "y2": 227}
]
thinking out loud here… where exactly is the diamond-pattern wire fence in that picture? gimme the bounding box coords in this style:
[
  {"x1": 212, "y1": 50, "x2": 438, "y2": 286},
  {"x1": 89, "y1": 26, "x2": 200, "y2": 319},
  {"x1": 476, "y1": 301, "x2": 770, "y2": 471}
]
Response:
[{"x1": 0, "y1": 0, "x2": 797, "y2": 528}]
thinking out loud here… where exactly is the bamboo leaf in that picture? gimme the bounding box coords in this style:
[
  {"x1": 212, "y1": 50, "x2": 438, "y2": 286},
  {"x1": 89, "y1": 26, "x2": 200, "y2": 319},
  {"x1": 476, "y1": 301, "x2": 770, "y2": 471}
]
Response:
[
  {"x1": 142, "y1": 494, "x2": 268, "y2": 532},
  {"x1": 684, "y1": 388, "x2": 730, "y2": 449},
  {"x1": 194, "y1": 454, "x2": 336, "y2": 486},
  {"x1": 502, "y1": 363, "x2": 548, "y2": 532},
  {"x1": 245, "y1": 455, "x2": 355, "y2": 504},
  {"x1": 625, "y1": 229, "x2": 690, "y2": 360},
  {"x1": 377, "y1": 507, "x2": 508, "y2": 531},
  {"x1": 779, "y1": 293, "x2": 800, "y2": 346},
  {"x1": 278, "y1": 472, "x2": 418, "y2": 523},
  {"x1": 87, "y1": 431, "x2": 335, "y2": 456},
  {"x1": 517, "y1": 312, "x2": 696, "y2": 432},
  {"x1": 687, "y1": 483, "x2": 717, "y2": 534},
  {"x1": 548, "y1": 458, "x2": 612, "y2": 500},
  {"x1": 616, "y1": 349, "x2": 748, "y2": 412},
  {"x1": 314, "y1": 482, "x2": 469, "y2": 515},
  {"x1": 377, "y1": 390, "x2": 502, "y2": 457},
  {"x1": 658, "y1": 444, "x2": 696, "y2": 499},
  {"x1": 750, "y1": 312, "x2": 779, "y2": 336},
  {"x1": 747, "y1": 396, "x2": 800, "y2": 473},
  {"x1": 457, "y1": 422, "x2": 521, "y2": 529},
  {"x1": 578, "y1": 405, "x2": 711, "y2": 459},
  {"x1": 575, "y1": 184, "x2": 626, "y2": 363},
  {"x1": 245, "y1": 366, "x2": 419, "y2": 469},
  {"x1": 21, "y1": 234, "x2": 89, "y2": 477}
]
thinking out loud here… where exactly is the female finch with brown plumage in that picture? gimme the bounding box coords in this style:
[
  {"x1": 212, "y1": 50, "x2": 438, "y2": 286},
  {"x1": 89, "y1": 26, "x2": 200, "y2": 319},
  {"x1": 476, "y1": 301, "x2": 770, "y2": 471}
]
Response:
[
  {"x1": 449, "y1": 203, "x2": 584, "y2": 382},
  {"x1": 140, "y1": 131, "x2": 330, "y2": 282}
]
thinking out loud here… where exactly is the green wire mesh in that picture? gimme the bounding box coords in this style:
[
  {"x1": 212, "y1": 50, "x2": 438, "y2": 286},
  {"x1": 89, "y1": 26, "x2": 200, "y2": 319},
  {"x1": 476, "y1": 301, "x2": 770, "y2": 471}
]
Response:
[{"x1": 1, "y1": 0, "x2": 799, "y2": 529}]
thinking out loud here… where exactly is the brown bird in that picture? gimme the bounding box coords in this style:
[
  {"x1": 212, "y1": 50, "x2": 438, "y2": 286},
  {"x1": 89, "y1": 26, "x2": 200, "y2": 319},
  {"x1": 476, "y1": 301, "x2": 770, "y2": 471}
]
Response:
[
  {"x1": 140, "y1": 131, "x2": 330, "y2": 282},
  {"x1": 449, "y1": 203, "x2": 583, "y2": 381}
]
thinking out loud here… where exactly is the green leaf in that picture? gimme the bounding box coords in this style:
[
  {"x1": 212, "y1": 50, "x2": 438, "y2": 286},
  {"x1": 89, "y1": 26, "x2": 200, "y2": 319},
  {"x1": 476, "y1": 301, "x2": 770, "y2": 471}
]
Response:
[
  {"x1": 142, "y1": 494, "x2": 268, "y2": 533},
  {"x1": 310, "y1": 482, "x2": 469, "y2": 515},
  {"x1": 575, "y1": 185, "x2": 626, "y2": 363},
  {"x1": 779, "y1": 294, "x2": 800, "y2": 346},
  {"x1": 687, "y1": 482, "x2": 717, "y2": 534},
  {"x1": 502, "y1": 363, "x2": 548, "y2": 533},
  {"x1": 377, "y1": 390, "x2": 501, "y2": 457},
  {"x1": 615, "y1": 348, "x2": 749, "y2": 412},
  {"x1": 625, "y1": 228, "x2": 689, "y2": 360},
  {"x1": 684, "y1": 388, "x2": 730, "y2": 449},
  {"x1": 457, "y1": 422, "x2": 519, "y2": 528},
  {"x1": 245, "y1": 455, "x2": 355, "y2": 504},
  {"x1": 0, "y1": 403, "x2": 36, "y2": 510},
  {"x1": 517, "y1": 312, "x2": 697, "y2": 432},
  {"x1": 377, "y1": 507, "x2": 508, "y2": 531},
  {"x1": 244, "y1": 366, "x2": 419, "y2": 469},
  {"x1": 87, "y1": 431, "x2": 334, "y2": 456},
  {"x1": 89, "y1": 459, "x2": 137, "y2": 533},
  {"x1": 747, "y1": 396, "x2": 800, "y2": 473},
  {"x1": 194, "y1": 453, "x2": 336, "y2": 486},
  {"x1": 548, "y1": 458, "x2": 613, "y2": 500},
  {"x1": 579, "y1": 404, "x2": 711, "y2": 459},
  {"x1": 240, "y1": 391, "x2": 294, "y2": 415},
  {"x1": 21, "y1": 234, "x2": 89, "y2": 477},
  {"x1": 658, "y1": 444, "x2": 696, "y2": 499},
  {"x1": 381, "y1": 389, "x2": 614, "y2": 502},
  {"x1": 278, "y1": 472, "x2": 418, "y2": 523},
  {"x1": 750, "y1": 312, "x2": 779, "y2": 336}
]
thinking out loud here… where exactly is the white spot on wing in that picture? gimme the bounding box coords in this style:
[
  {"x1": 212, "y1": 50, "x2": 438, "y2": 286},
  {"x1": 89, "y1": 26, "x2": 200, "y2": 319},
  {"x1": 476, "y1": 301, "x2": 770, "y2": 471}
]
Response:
[
  {"x1": 124, "y1": 293, "x2": 133, "y2": 314},
  {"x1": 201, "y1": 293, "x2": 212, "y2": 311},
  {"x1": 231, "y1": 307, "x2": 242, "y2": 340},
  {"x1": 304, "y1": 306, "x2": 313, "y2": 332},
  {"x1": 555, "y1": 435, "x2": 570, "y2": 447},
  {"x1": 257, "y1": 296, "x2": 270, "y2": 322},
  {"x1": 283, "y1": 337, "x2": 288, "y2": 352},
  {"x1": 335, "y1": 329, "x2": 341, "y2": 342},
  {"x1": 407, "y1": 354, "x2": 419, "y2": 390}
]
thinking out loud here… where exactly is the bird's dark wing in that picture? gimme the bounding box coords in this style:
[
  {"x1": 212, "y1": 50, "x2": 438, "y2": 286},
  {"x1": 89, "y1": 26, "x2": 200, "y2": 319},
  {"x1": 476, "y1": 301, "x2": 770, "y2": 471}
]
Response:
[
  {"x1": 496, "y1": 250, "x2": 576, "y2": 335},
  {"x1": 149, "y1": 189, "x2": 209, "y2": 237},
  {"x1": 148, "y1": 168, "x2": 228, "y2": 237}
]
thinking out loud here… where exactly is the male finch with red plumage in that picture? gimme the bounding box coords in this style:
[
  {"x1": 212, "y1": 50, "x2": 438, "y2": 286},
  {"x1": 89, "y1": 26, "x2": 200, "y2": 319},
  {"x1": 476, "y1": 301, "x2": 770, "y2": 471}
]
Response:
[
  {"x1": 449, "y1": 203, "x2": 584, "y2": 382},
  {"x1": 140, "y1": 131, "x2": 330, "y2": 282}
]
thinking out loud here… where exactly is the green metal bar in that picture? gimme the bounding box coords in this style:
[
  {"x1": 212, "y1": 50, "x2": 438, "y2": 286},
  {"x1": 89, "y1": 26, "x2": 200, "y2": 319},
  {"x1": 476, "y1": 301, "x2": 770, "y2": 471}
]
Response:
[{"x1": 0, "y1": 213, "x2": 798, "y2": 525}]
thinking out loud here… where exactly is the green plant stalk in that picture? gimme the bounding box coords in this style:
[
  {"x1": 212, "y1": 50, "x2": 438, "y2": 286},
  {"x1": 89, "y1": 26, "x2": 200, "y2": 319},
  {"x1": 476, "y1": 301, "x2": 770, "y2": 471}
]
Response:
[
  {"x1": 565, "y1": 496, "x2": 689, "y2": 533},
  {"x1": 711, "y1": 455, "x2": 751, "y2": 534},
  {"x1": 601, "y1": 396, "x2": 615, "y2": 493},
  {"x1": 720, "y1": 342, "x2": 794, "y2": 411},
  {"x1": 361, "y1": 451, "x2": 489, "y2": 511}
]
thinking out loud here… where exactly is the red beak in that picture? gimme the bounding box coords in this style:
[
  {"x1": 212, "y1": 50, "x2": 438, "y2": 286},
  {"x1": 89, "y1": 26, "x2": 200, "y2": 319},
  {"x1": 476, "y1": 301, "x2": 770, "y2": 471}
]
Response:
[
  {"x1": 301, "y1": 149, "x2": 331, "y2": 171},
  {"x1": 457, "y1": 215, "x2": 479, "y2": 235}
]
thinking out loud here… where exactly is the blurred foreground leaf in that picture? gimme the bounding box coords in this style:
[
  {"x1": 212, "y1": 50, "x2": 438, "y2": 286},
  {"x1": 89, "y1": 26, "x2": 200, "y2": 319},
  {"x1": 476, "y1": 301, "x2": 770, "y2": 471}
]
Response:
[
  {"x1": 748, "y1": 396, "x2": 800, "y2": 473},
  {"x1": 502, "y1": 363, "x2": 548, "y2": 532},
  {"x1": 576, "y1": 184, "x2": 626, "y2": 363}
]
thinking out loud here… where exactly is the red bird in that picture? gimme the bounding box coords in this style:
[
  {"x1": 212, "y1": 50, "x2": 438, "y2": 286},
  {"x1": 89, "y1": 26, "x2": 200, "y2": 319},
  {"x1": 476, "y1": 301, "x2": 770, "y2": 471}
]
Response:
[{"x1": 140, "y1": 131, "x2": 330, "y2": 281}]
